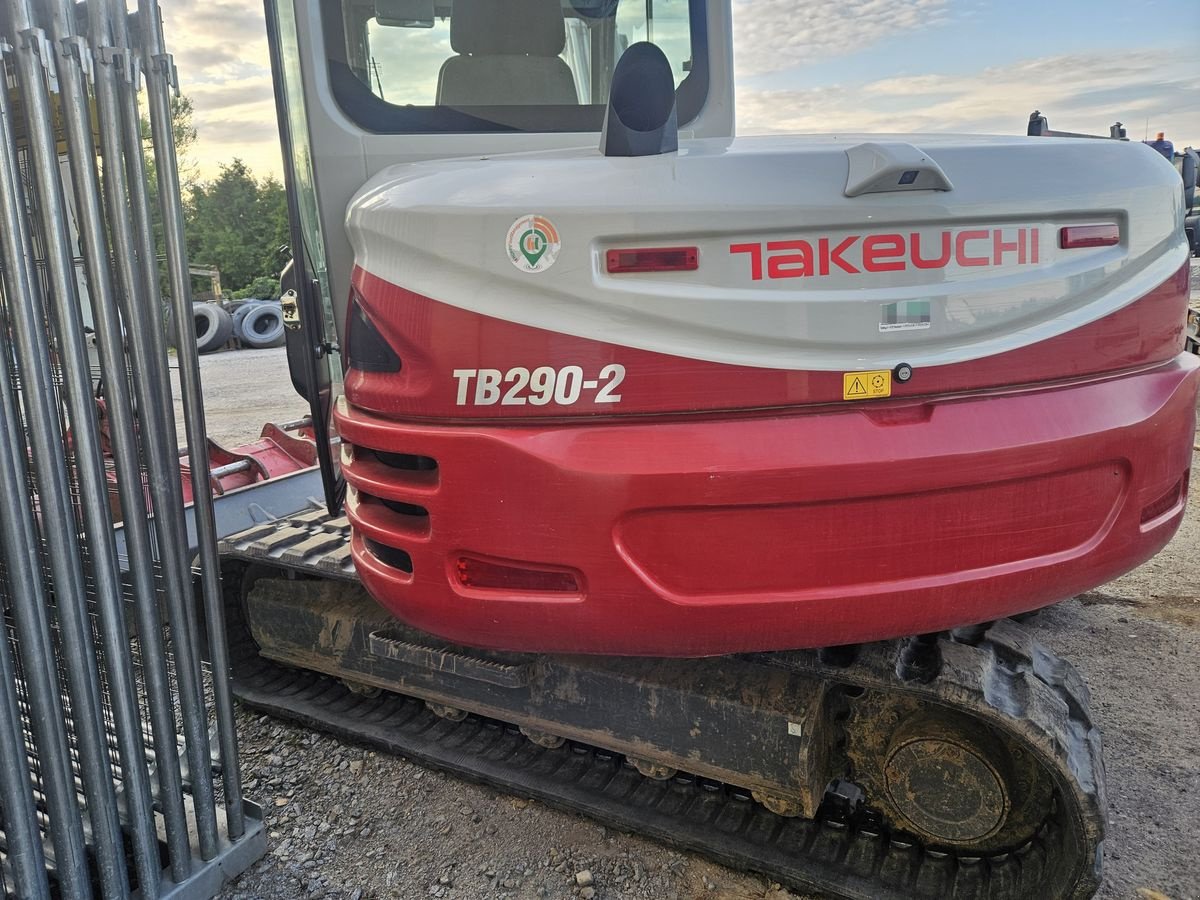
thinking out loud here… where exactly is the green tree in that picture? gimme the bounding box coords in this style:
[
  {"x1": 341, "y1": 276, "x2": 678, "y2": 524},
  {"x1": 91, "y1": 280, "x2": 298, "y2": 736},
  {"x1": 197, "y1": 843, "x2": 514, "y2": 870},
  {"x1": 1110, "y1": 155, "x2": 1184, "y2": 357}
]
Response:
[
  {"x1": 233, "y1": 276, "x2": 282, "y2": 301},
  {"x1": 139, "y1": 96, "x2": 290, "y2": 299},
  {"x1": 185, "y1": 159, "x2": 291, "y2": 295},
  {"x1": 142, "y1": 94, "x2": 199, "y2": 297},
  {"x1": 142, "y1": 94, "x2": 199, "y2": 190},
  {"x1": 255, "y1": 176, "x2": 291, "y2": 280}
]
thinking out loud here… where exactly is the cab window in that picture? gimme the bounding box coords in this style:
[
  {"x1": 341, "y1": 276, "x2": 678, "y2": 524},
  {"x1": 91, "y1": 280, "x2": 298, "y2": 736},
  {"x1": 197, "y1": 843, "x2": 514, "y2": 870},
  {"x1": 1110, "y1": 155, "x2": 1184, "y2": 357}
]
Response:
[{"x1": 324, "y1": 0, "x2": 707, "y2": 133}]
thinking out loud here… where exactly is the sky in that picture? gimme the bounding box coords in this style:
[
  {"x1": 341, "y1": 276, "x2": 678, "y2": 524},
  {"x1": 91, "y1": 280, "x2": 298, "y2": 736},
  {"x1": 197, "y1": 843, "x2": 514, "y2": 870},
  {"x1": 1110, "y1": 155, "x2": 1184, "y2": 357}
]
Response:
[{"x1": 165, "y1": 0, "x2": 1200, "y2": 181}]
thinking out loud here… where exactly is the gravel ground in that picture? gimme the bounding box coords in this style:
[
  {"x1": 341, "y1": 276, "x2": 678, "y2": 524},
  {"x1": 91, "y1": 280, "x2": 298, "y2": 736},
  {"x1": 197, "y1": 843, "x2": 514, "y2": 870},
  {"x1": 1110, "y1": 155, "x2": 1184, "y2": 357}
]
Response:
[
  {"x1": 171, "y1": 346, "x2": 308, "y2": 449},
  {"x1": 193, "y1": 344, "x2": 1200, "y2": 900}
]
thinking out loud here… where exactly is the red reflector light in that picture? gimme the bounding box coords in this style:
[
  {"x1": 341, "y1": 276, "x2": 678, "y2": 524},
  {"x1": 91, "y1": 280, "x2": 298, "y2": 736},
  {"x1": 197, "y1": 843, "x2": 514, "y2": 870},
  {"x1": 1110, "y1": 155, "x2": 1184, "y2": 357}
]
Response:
[
  {"x1": 606, "y1": 246, "x2": 699, "y2": 274},
  {"x1": 455, "y1": 557, "x2": 580, "y2": 593},
  {"x1": 1058, "y1": 224, "x2": 1119, "y2": 249},
  {"x1": 1140, "y1": 472, "x2": 1188, "y2": 524}
]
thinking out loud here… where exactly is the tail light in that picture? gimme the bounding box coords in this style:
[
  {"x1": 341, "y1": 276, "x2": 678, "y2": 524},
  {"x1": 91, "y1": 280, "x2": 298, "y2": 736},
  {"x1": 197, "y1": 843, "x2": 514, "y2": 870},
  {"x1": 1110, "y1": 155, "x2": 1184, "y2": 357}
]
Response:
[
  {"x1": 606, "y1": 246, "x2": 699, "y2": 274},
  {"x1": 1058, "y1": 224, "x2": 1119, "y2": 249},
  {"x1": 455, "y1": 556, "x2": 580, "y2": 593},
  {"x1": 1140, "y1": 472, "x2": 1188, "y2": 525},
  {"x1": 346, "y1": 288, "x2": 402, "y2": 373}
]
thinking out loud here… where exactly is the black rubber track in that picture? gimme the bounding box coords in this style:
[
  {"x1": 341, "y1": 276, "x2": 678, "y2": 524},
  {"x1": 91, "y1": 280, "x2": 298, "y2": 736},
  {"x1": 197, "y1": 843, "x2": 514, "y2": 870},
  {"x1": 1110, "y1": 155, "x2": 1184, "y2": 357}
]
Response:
[
  {"x1": 221, "y1": 511, "x2": 1105, "y2": 900},
  {"x1": 234, "y1": 651, "x2": 961, "y2": 899},
  {"x1": 228, "y1": 630, "x2": 1098, "y2": 900}
]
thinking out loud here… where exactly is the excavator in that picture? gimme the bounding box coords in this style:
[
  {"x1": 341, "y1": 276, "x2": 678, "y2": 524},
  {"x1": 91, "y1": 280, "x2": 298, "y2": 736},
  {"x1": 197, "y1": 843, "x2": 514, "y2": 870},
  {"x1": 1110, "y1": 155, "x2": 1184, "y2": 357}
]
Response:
[
  {"x1": 136, "y1": 0, "x2": 1200, "y2": 897},
  {"x1": 3, "y1": 0, "x2": 1189, "y2": 895}
]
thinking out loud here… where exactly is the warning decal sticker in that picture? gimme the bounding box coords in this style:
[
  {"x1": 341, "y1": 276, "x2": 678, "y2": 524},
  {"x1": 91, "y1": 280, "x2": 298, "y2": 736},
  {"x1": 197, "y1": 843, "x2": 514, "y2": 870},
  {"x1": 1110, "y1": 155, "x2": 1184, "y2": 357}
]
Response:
[{"x1": 843, "y1": 370, "x2": 892, "y2": 401}]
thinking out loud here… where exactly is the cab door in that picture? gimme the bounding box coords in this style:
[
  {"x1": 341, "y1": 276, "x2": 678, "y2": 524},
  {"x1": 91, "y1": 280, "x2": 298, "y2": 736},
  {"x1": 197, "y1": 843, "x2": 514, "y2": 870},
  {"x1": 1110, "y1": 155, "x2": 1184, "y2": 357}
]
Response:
[{"x1": 265, "y1": 0, "x2": 345, "y2": 511}]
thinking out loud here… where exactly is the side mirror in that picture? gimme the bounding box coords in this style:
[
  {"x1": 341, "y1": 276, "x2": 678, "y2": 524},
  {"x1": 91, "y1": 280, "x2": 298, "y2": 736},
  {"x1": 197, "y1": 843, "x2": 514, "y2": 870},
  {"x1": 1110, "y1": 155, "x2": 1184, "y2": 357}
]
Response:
[
  {"x1": 1178, "y1": 149, "x2": 1197, "y2": 211},
  {"x1": 375, "y1": 0, "x2": 434, "y2": 27},
  {"x1": 569, "y1": 0, "x2": 619, "y2": 17}
]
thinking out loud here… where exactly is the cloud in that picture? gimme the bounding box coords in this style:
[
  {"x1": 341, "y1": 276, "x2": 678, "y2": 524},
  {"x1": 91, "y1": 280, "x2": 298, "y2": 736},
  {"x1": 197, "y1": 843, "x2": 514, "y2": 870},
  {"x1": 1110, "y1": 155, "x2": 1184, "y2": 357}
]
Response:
[
  {"x1": 172, "y1": 0, "x2": 954, "y2": 176},
  {"x1": 193, "y1": 104, "x2": 279, "y2": 146},
  {"x1": 738, "y1": 49, "x2": 1200, "y2": 143},
  {"x1": 186, "y1": 77, "x2": 275, "y2": 111},
  {"x1": 731, "y1": 0, "x2": 950, "y2": 78},
  {"x1": 161, "y1": 0, "x2": 276, "y2": 177},
  {"x1": 164, "y1": 2, "x2": 1199, "y2": 180},
  {"x1": 163, "y1": 0, "x2": 268, "y2": 82}
]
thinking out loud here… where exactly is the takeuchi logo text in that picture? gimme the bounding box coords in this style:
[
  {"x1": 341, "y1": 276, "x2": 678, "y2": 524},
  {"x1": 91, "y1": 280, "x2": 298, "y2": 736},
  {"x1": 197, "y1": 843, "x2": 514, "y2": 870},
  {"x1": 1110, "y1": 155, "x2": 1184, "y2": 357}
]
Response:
[{"x1": 730, "y1": 227, "x2": 1041, "y2": 280}]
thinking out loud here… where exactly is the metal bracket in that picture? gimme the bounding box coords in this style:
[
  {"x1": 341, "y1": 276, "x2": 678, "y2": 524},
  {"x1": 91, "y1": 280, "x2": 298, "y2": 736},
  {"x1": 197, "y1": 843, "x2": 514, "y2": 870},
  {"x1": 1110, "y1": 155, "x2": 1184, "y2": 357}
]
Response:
[
  {"x1": 60, "y1": 35, "x2": 94, "y2": 83},
  {"x1": 281, "y1": 290, "x2": 300, "y2": 330},
  {"x1": 97, "y1": 46, "x2": 138, "y2": 86},
  {"x1": 18, "y1": 28, "x2": 58, "y2": 88},
  {"x1": 151, "y1": 52, "x2": 179, "y2": 97},
  {"x1": 96, "y1": 45, "x2": 133, "y2": 82}
]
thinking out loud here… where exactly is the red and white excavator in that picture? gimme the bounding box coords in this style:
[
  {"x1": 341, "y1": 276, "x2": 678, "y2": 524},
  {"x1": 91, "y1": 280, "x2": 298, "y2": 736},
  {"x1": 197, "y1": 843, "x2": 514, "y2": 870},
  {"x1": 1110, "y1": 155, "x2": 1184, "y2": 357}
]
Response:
[
  {"x1": 183, "y1": 2, "x2": 1200, "y2": 897},
  {"x1": 2, "y1": 0, "x2": 1192, "y2": 896}
]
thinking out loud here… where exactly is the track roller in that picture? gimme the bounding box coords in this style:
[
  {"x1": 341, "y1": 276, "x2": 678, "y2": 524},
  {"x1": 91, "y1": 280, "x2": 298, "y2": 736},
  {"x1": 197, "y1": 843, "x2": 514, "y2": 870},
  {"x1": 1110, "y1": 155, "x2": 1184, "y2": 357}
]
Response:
[
  {"x1": 628, "y1": 758, "x2": 677, "y2": 781},
  {"x1": 520, "y1": 727, "x2": 565, "y2": 749},
  {"x1": 425, "y1": 702, "x2": 468, "y2": 722}
]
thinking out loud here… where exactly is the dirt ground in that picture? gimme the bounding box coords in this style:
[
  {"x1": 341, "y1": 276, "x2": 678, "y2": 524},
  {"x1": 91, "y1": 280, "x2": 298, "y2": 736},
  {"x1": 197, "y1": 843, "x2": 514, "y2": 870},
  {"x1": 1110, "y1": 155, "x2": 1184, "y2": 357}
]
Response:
[
  {"x1": 195, "y1": 344, "x2": 1200, "y2": 900},
  {"x1": 170, "y1": 346, "x2": 309, "y2": 448}
]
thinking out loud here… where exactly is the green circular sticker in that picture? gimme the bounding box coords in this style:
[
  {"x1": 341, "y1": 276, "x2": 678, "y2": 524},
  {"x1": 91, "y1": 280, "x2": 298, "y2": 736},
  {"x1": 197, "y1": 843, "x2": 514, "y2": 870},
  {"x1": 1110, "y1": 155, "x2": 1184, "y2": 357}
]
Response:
[{"x1": 507, "y1": 215, "x2": 561, "y2": 274}]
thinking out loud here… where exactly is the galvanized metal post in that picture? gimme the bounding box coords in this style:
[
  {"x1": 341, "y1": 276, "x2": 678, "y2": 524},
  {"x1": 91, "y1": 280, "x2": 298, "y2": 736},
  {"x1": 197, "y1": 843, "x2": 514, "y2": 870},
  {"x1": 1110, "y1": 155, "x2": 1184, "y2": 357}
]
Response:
[
  {"x1": 0, "y1": 58, "x2": 71, "y2": 900},
  {"x1": 101, "y1": 0, "x2": 225, "y2": 865},
  {"x1": 138, "y1": 0, "x2": 246, "y2": 841},
  {"x1": 106, "y1": 1, "x2": 213, "y2": 728},
  {"x1": 86, "y1": 0, "x2": 193, "y2": 882},
  {"x1": 3, "y1": 2, "x2": 139, "y2": 894},
  {"x1": 0, "y1": 0, "x2": 263, "y2": 895},
  {"x1": 39, "y1": 0, "x2": 179, "y2": 888}
]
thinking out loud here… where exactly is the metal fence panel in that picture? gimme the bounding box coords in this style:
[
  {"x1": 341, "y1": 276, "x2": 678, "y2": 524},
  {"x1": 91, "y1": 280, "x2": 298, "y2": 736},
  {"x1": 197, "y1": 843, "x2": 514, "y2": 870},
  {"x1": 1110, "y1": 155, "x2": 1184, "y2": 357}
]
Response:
[{"x1": 0, "y1": 1, "x2": 265, "y2": 896}]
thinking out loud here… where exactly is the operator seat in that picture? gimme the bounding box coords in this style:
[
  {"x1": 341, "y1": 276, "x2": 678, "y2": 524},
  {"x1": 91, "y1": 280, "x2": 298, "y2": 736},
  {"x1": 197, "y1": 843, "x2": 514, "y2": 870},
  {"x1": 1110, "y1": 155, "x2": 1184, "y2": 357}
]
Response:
[{"x1": 436, "y1": 0, "x2": 578, "y2": 106}]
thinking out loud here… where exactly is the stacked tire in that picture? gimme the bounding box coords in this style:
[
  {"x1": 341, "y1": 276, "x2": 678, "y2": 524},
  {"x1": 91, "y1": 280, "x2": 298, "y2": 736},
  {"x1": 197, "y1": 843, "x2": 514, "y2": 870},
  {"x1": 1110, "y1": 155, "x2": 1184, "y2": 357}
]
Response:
[
  {"x1": 193, "y1": 303, "x2": 234, "y2": 354},
  {"x1": 182, "y1": 299, "x2": 287, "y2": 355},
  {"x1": 232, "y1": 300, "x2": 286, "y2": 349}
]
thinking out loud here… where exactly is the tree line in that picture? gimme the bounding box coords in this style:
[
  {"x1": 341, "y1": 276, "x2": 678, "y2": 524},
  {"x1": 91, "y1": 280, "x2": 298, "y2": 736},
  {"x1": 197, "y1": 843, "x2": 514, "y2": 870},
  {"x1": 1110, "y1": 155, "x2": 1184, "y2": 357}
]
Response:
[
  {"x1": 187, "y1": 159, "x2": 290, "y2": 300},
  {"x1": 161, "y1": 96, "x2": 290, "y2": 300}
]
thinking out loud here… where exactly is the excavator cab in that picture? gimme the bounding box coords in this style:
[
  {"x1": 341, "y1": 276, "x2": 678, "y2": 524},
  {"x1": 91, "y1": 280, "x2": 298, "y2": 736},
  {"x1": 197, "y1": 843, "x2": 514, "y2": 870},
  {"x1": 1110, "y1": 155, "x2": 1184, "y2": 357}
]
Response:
[{"x1": 265, "y1": 0, "x2": 732, "y2": 507}]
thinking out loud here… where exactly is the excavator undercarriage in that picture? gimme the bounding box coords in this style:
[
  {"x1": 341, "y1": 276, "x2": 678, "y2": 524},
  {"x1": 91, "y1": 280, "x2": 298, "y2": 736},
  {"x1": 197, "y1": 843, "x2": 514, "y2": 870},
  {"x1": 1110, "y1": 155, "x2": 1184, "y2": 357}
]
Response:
[{"x1": 219, "y1": 508, "x2": 1105, "y2": 900}]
